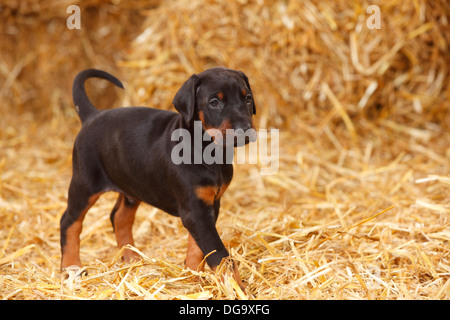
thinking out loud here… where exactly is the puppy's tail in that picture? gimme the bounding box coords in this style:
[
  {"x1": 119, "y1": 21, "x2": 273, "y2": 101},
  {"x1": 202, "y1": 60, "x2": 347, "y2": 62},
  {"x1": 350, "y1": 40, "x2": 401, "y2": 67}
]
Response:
[{"x1": 73, "y1": 69, "x2": 124, "y2": 124}]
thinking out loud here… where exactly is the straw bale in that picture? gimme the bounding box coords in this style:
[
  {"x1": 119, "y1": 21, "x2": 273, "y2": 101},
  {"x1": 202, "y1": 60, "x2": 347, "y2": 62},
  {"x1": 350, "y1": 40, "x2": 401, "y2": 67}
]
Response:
[
  {"x1": 0, "y1": 0, "x2": 160, "y2": 118},
  {"x1": 120, "y1": 0, "x2": 449, "y2": 133},
  {"x1": 0, "y1": 0, "x2": 449, "y2": 300}
]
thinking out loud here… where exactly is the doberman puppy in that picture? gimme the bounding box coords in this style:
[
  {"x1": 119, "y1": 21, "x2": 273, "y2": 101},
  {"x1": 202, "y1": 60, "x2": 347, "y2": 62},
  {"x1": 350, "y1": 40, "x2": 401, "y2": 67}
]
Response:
[{"x1": 60, "y1": 67, "x2": 256, "y2": 290}]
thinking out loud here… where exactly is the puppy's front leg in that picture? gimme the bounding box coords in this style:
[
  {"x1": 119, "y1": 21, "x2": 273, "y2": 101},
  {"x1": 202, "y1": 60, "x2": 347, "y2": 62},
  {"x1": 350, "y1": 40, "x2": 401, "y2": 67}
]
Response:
[
  {"x1": 180, "y1": 206, "x2": 229, "y2": 269},
  {"x1": 180, "y1": 204, "x2": 246, "y2": 291}
]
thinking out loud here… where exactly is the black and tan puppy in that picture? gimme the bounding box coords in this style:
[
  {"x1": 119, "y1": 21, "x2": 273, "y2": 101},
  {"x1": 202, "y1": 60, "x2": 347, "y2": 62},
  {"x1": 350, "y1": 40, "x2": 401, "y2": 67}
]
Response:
[{"x1": 60, "y1": 67, "x2": 256, "y2": 289}]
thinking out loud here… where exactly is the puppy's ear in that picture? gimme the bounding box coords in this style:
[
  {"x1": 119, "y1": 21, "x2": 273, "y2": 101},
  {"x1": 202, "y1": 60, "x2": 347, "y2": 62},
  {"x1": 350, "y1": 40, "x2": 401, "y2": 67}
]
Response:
[
  {"x1": 238, "y1": 71, "x2": 256, "y2": 115},
  {"x1": 173, "y1": 74, "x2": 200, "y2": 125}
]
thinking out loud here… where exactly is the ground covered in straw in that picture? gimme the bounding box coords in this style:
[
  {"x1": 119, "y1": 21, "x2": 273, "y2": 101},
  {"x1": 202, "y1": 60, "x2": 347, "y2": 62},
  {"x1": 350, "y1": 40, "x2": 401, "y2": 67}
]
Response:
[
  {"x1": 0, "y1": 0, "x2": 449, "y2": 300},
  {"x1": 1, "y1": 108, "x2": 448, "y2": 300}
]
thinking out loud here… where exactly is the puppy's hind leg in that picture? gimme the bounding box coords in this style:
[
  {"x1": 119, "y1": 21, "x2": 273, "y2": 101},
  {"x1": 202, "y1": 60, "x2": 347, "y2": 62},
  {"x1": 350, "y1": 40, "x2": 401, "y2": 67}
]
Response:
[
  {"x1": 110, "y1": 194, "x2": 141, "y2": 263},
  {"x1": 60, "y1": 179, "x2": 102, "y2": 270}
]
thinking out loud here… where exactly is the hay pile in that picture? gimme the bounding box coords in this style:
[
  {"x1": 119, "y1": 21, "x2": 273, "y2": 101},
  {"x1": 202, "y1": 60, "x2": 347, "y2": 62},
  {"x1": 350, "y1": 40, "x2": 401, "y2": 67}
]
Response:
[{"x1": 0, "y1": 0, "x2": 449, "y2": 300}]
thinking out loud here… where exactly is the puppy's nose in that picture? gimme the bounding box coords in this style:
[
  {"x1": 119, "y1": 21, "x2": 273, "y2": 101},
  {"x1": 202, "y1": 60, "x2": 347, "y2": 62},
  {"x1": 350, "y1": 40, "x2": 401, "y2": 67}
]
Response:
[
  {"x1": 233, "y1": 122, "x2": 257, "y2": 143},
  {"x1": 234, "y1": 122, "x2": 252, "y2": 133}
]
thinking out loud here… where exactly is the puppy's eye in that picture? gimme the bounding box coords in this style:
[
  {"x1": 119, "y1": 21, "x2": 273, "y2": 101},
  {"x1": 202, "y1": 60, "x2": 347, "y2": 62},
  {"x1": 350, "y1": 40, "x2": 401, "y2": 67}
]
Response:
[
  {"x1": 209, "y1": 98, "x2": 220, "y2": 108},
  {"x1": 245, "y1": 94, "x2": 253, "y2": 105}
]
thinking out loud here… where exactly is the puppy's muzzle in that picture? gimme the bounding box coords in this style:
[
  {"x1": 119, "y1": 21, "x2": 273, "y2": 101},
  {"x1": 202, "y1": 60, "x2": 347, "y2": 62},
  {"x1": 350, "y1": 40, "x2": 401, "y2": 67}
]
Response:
[{"x1": 207, "y1": 126, "x2": 257, "y2": 147}]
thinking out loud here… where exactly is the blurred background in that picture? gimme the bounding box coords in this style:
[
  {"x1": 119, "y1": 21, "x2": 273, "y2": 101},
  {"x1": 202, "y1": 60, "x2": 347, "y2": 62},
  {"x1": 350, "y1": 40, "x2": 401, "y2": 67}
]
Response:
[{"x1": 1, "y1": 0, "x2": 448, "y2": 130}]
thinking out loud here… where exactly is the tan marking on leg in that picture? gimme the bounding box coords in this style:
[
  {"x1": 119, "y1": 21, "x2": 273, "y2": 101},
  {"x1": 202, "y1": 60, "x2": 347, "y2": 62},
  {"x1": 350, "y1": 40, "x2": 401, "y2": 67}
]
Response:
[
  {"x1": 185, "y1": 233, "x2": 205, "y2": 271},
  {"x1": 113, "y1": 195, "x2": 140, "y2": 263},
  {"x1": 62, "y1": 220, "x2": 84, "y2": 268},
  {"x1": 61, "y1": 194, "x2": 100, "y2": 269}
]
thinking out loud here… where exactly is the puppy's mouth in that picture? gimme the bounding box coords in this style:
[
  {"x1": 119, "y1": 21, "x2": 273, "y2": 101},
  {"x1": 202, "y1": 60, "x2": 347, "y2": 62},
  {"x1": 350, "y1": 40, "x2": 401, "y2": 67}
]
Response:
[{"x1": 205, "y1": 128, "x2": 257, "y2": 147}]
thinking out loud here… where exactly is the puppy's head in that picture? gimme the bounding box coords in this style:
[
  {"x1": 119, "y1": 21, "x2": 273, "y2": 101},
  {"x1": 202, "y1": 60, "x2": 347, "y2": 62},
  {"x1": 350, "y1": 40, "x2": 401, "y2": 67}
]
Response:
[{"x1": 173, "y1": 67, "x2": 256, "y2": 147}]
